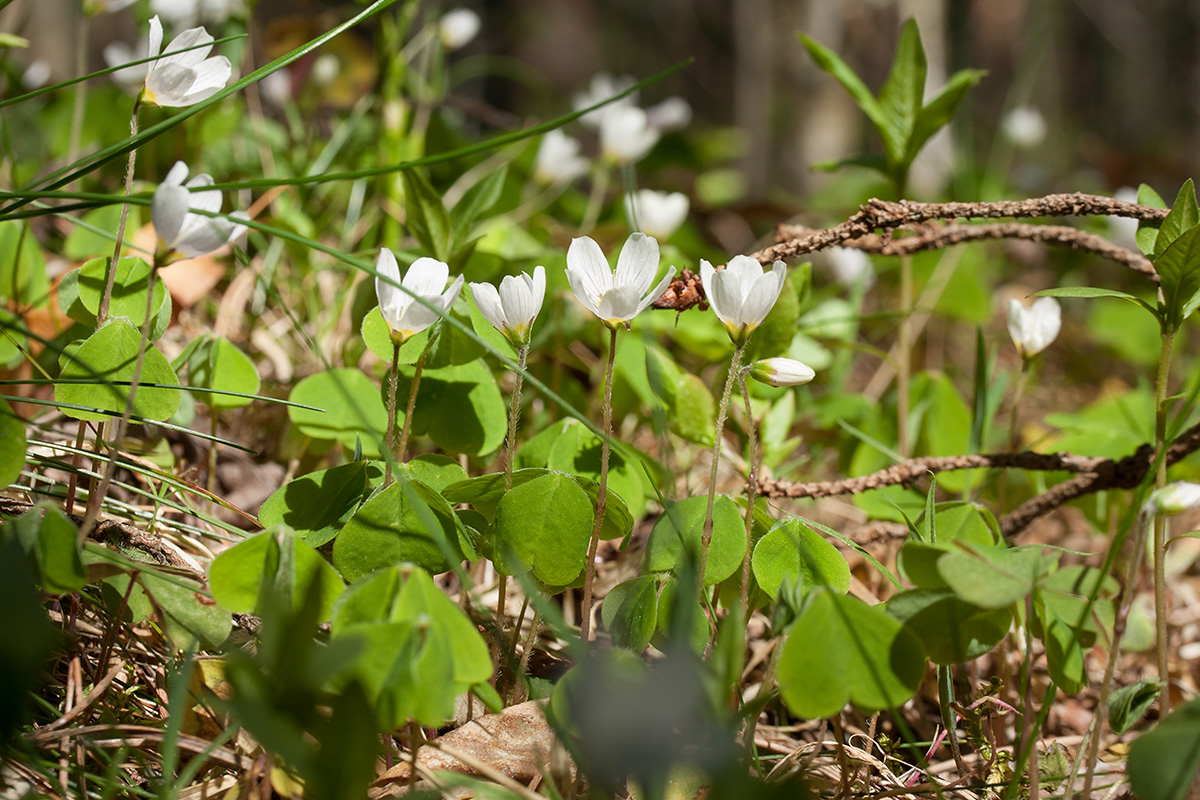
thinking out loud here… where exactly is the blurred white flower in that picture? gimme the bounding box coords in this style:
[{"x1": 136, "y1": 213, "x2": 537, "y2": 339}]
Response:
[
  {"x1": 310, "y1": 53, "x2": 340, "y2": 87},
  {"x1": 104, "y1": 38, "x2": 151, "y2": 90},
  {"x1": 624, "y1": 190, "x2": 688, "y2": 241},
  {"x1": 258, "y1": 68, "x2": 293, "y2": 107},
  {"x1": 573, "y1": 72, "x2": 638, "y2": 129},
  {"x1": 645, "y1": 96, "x2": 692, "y2": 132},
  {"x1": 375, "y1": 250, "x2": 464, "y2": 343},
  {"x1": 1007, "y1": 296, "x2": 1061, "y2": 359},
  {"x1": 141, "y1": 15, "x2": 232, "y2": 107},
  {"x1": 152, "y1": 161, "x2": 247, "y2": 264},
  {"x1": 439, "y1": 8, "x2": 481, "y2": 51},
  {"x1": 599, "y1": 106, "x2": 660, "y2": 165},
  {"x1": 1109, "y1": 186, "x2": 1141, "y2": 250},
  {"x1": 827, "y1": 246, "x2": 875, "y2": 290},
  {"x1": 150, "y1": 0, "x2": 238, "y2": 27},
  {"x1": 701, "y1": 255, "x2": 787, "y2": 345},
  {"x1": 566, "y1": 233, "x2": 675, "y2": 329},
  {"x1": 1148, "y1": 482, "x2": 1200, "y2": 515},
  {"x1": 534, "y1": 129, "x2": 589, "y2": 185},
  {"x1": 749, "y1": 357, "x2": 816, "y2": 387},
  {"x1": 469, "y1": 266, "x2": 546, "y2": 348},
  {"x1": 1002, "y1": 106, "x2": 1046, "y2": 149},
  {"x1": 21, "y1": 60, "x2": 50, "y2": 90}
]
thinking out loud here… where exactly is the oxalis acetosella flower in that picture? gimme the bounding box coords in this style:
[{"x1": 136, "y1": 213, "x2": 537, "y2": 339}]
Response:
[
  {"x1": 151, "y1": 161, "x2": 247, "y2": 265},
  {"x1": 624, "y1": 190, "x2": 689, "y2": 241},
  {"x1": 469, "y1": 266, "x2": 546, "y2": 348},
  {"x1": 1007, "y1": 296, "x2": 1061, "y2": 359},
  {"x1": 1147, "y1": 481, "x2": 1200, "y2": 516},
  {"x1": 375, "y1": 249, "x2": 464, "y2": 344},
  {"x1": 701, "y1": 254, "x2": 787, "y2": 345},
  {"x1": 566, "y1": 233, "x2": 676, "y2": 329},
  {"x1": 140, "y1": 15, "x2": 232, "y2": 108},
  {"x1": 534, "y1": 130, "x2": 589, "y2": 186},
  {"x1": 748, "y1": 357, "x2": 816, "y2": 388}
]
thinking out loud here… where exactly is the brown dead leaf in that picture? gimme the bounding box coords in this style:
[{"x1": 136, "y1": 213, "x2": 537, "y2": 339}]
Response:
[
  {"x1": 370, "y1": 700, "x2": 565, "y2": 798},
  {"x1": 131, "y1": 223, "x2": 227, "y2": 311}
]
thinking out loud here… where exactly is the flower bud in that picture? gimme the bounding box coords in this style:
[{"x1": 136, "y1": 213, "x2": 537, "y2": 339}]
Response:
[
  {"x1": 749, "y1": 357, "x2": 816, "y2": 387},
  {"x1": 1148, "y1": 482, "x2": 1200, "y2": 515}
]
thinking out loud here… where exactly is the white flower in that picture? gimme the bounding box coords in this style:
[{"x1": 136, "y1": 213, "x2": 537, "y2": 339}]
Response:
[
  {"x1": 599, "y1": 106, "x2": 660, "y2": 165},
  {"x1": 21, "y1": 60, "x2": 51, "y2": 90},
  {"x1": 827, "y1": 246, "x2": 875, "y2": 290},
  {"x1": 700, "y1": 255, "x2": 787, "y2": 345},
  {"x1": 150, "y1": 0, "x2": 238, "y2": 27},
  {"x1": 565, "y1": 233, "x2": 675, "y2": 329},
  {"x1": 439, "y1": 8, "x2": 481, "y2": 51},
  {"x1": 1007, "y1": 296, "x2": 1061, "y2": 358},
  {"x1": 534, "y1": 129, "x2": 589, "y2": 185},
  {"x1": 749, "y1": 358, "x2": 816, "y2": 387},
  {"x1": 645, "y1": 96, "x2": 692, "y2": 132},
  {"x1": 1148, "y1": 482, "x2": 1200, "y2": 515},
  {"x1": 624, "y1": 190, "x2": 688, "y2": 241},
  {"x1": 573, "y1": 72, "x2": 638, "y2": 129},
  {"x1": 469, "y1": 266, "x2": 546, "y2": 348},
  {"x1": 103, "y1": 38, "x2": 151, "y2": 90},
  {"x1": 141, "y1": 15, "x2": 232, "y2": 108},
  {"x1": 151, "y1": 161, "x2": 248, "y2": 264},
  {"x1": 1002, "y1": 106, "x2": 1046, "y2": 149},
  {"x1": 1108, "y1": 186, "x2": 1140, "y2": 250},
  {"x1": 375, "y1": 250, "x2": 464, "y2": 343},
  {"x1": 310, "y1": 53, "x2": 340, "y2": 87}
]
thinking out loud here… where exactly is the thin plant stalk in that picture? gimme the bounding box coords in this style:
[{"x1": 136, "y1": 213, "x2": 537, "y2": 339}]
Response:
[
  {"x1": 1153, "y1": 326, "x2": 1177, "y2": 697},
  {"x1": 897, "y1": 253, "x2": 913, "y2": 456},
  {"x1": 67, "y1": 15, "x2": 90, "y2": 187},
  {"x1": 383, "y1": 340, "x2": 402, "y2": 486},
  {"x1": 699, "y1": 342, "x2": 745, "y2": 593},
  {"x1": 580, "y1": 164, "x2": 610, "y2": 233},
  {"x1": 579, "y1": 327, "x2": 618, "y2": 642},
  {"x1": 97, "y1": 101, "x2": 141, "y2": 325},
  {"x1": 999, "y1": 357, "x2": 1031, "y2": 513},
  {"x1": 737, "y1": 369, "x2": 759, "y2": 615},
  {"x1": 495, "y1": 344, "x2": 529, "y2": 678},
  {"x1": 396, "y1": 346, "x2": 430, "y2": 461},
  {"x1": 1079, "y1": 507, "x2": 1152, "y2": 800}
]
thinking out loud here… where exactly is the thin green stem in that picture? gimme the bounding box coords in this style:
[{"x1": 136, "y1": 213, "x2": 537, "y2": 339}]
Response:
[
  {"x1": 396, "y1": 347, "x2": 428, "y2": 462},
  {"x1": 699, "y1": 343, "x2": 745, "y2": 594},
  {"x1": 1153, "y1": 326, "x2": 1177, "y2": 698},
  {"x1": 67, "y1": 15, "x2": 90, "y2": 187},
  {"x1": 999, "y1": 358, "x2": 1031, "y2": 514},
  {"x1": 580, "y1": 326, "x2": 618, "y2": 643},
  {"x1": 737, "y1": 370, "x2": 758, "y2": 615},
  {"x1": 96, "y1": 101, "x2": 141, "y2": 325},
  {"x1": 383, "y1": 340, "x2": 401, "y2": 486},
  {"x1": 897, "y1": 253, "x2": 913, "y2": 456},
  {"x1": 495, "y1": 345, "x2": 528, "y2": 682},
  {"x1": 581, "y1": 164, "x2": 610, "y2": 233}
]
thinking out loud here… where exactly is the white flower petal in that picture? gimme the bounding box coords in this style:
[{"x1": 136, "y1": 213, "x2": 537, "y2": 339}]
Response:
[
  {"x1": 614, "y1": 232, "x2": 659, "y2": 297},
  {"x1": 750, "y1": 357, "x2": 816, "y2": 387},
  {"x1": 529, "y1": 265, "x2": 546, "y2": 320},
  {"x1": 707, "y1": 269, "x2": 743, "y2": 329},
  {"x1": 632, "y1": 266, "x2": 676, "y2": 318},
  {"x1": 566, "y1": 236, "x2": 613, "y2": 313},
  {"x1": 151, "y1": 182, "x2": 189, "y2": 248},
  {"x1": 597, "y1": 283, "x2": 642, "y2": 323},
  {"x1": 158, "y1": 28, "x2": 213, "y2": 67},
  {"x1": 404, "y1": 257, "x2": 451, "y2": 298},
  {"x1": 148, "y1": 16, "x2": 164, "y2": 59},
  {"x1": 439, "y1": 274, "x2": 465, "y2": 311},
  {"x1": 470, "y1": 281, "x2": 506, "y2": 332}
]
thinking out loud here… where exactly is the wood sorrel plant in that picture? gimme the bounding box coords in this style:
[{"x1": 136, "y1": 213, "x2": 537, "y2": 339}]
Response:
[{"x1": 565, "y1": 232, "x2": 675, "y2": 640}]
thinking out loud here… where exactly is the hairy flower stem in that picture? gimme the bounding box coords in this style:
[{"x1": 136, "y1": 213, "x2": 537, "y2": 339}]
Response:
[
  {"x1": 1153, "y1": 326, "x2": 1177, "y2": 697},
  {"x1": 699, "y1": 343, "x2": 745, "y2": 594},
  {"x1": 1079, "y1": 508, "x2": 1151, "y2": 800},
  {"x1": 897, "y1": 253, "x2": 913, "y2": 456},
  {"x1": 580, "y1": 327, "x2": 618, "y2": 643},
  {"x1": 396, "y1": 347, "x2": 429, "y2": 462},
  {"x1": 999, "y1": 358, "x2": 1031, "y2": 513},
  {"x1": 383, "y1": 340, "x2": 402, "y2": 486},
  {"x1": 79, "y1": 258, "x2": 161, "y2": 541},
  {"x1": 495, "y1": 345, "x2": 529, "y2": 676},
  {"x1": 737, "y1": 370, "x2": 759, "y2": 615},
  {"x1": 96, "y1": 102, "x2": 141, "y2": 326}
]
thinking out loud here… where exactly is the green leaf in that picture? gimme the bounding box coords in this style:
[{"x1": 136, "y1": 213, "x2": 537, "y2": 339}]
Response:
[
  {"x1": 137, "y1": 570, "x2": 232, "y2": 650},
  {"x1": 55, "y1": 319, "x2": 181, "y2": 422},
  {"x1": 0, "y1": 221, "x2": 48, "y2": 308},
  {"x1": 390, "y1": 358, "x2": 507, "y2": 456},
  {"x1": 938, "y1": 545, "x2": 1056, "y2": 609},
  {"x1": 751, "y1": 518, "x2": 850, "y2": 601},
  {"x1": 76, "y1": 257, "x2": 171, "y2": 339},
  {"x1": 908, "y1": 68, "x2": 986, "y2": 160},
  {"x1": 654, "y1": 579, "x2": 709, "y2": 653},
  {"x1": 493, "y1": 472, "x2": 593, "y2": 586},
  {"x1": 644, "y1": 494, "x2": 745, "y2": 587},
  {"x1": 876, "y1": 18, "x2": 927, "y2": 167},
  {"x1": 259, "y1": 462, "x2": 372, "y2": 547},
  {"x1": 743, "y1": 272, "x2": 800, "y2": 363},
  {"x1": 398, "y1": 454, "x2": 468, "y2": 493},
  {"x1": 1035, "y1": 286, "x2": 1159, "y2": 319},
  {"x1": 288, "y1": 368, "x2": 388, "y2": 457},
  {"x1": 402, "y1": 170, "x2": 452, "y2": 261},
  {"x1": 1109, "y1": 680, "x2": 1163, "y2": 735},
  {"x1": 360, "y1": 305, "x2": 430, "y2": 365},
  {"x1": 896, "y1": 502, "x2": 998, "y2": 589},
  {"x1": 668, "y1": 372, "x2": 716, "y2": 446},
  {"x1": 183, "y1": 334, "x2": 260, "y2": 410},
  {"x1": 777, "y1": 589, "x2": 925, "y2": 718},
  {"x1": 4, "y1": 505, "x2": 86, "y2": 595},
  {"x1": 1153, "y1": 179, "x2": 1199, "y2": 259},
  {"x1": 0, "y1": 537, "x2": 59, "y2": 740},
  {"x1": 546, "y1": 420, "x2": 646, "y2": 517},
  {"x1": 0, "y1": 396, "x2": 26, "y2": 488},
  {"x1": 1137, "y1": 183, "x2": 1167, "y2": 255},
  {"x1": 797, "y1": 34, "x2": 890, "y2": 138},
  {"x1": 423, "y1": 297, "x2": 486, "y2": 369},
  {"x1": 449, "y1": 165, "x2": 507, "y2": 249},
  {"x1": 1129, "y1": 697, "x2": 1200, "y2": 800},
  {"x1": 887, "y1": 588, "x2": 1009, "y2": 665},
  {"x1": 209, "y1": 530, "x2": 344, "y2": 620},
  {"x1": 332, "y1": 477, "x2": 465, "y2": 580},
  {"x1": 1153, "y1": 222, "x2": 1200, "y2": 327},
  {"x1": 601, "y1": 576, "x2": 660, "y2": 652}
]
